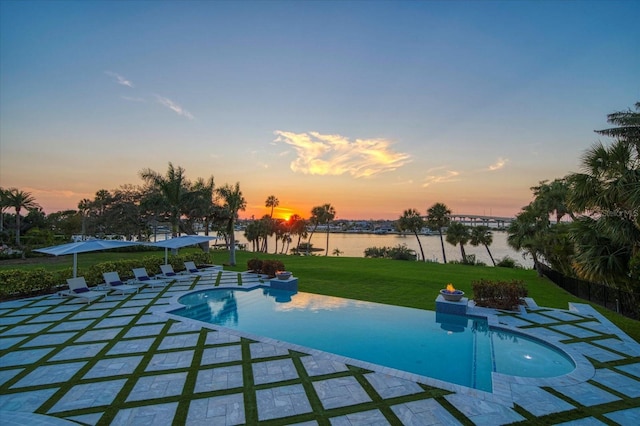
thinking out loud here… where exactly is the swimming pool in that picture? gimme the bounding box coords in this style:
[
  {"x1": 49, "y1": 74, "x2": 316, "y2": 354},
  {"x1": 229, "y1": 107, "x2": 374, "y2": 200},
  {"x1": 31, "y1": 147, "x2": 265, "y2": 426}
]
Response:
[{"x1": 171, "y1": 287, "x2": 575, "y2": 392}]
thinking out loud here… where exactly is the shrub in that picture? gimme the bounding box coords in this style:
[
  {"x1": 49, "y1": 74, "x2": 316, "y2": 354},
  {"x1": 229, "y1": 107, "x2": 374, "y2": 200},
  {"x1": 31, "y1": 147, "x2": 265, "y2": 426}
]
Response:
[
  {"x1": 364, "y1": 244, "x2": 416, "y2": 261},
  {"x1": 496, "y1": 256, "x2": 522, "y2": 269},
  {"x1": 472, "y1": 279, "x2": 527, "y2": 311},
  {"x1": 261, "y1": 260, "x2": 285, "y2": 277},
  {"x1": 247, "y1": 258, "x2": 263, "y2": 272}
]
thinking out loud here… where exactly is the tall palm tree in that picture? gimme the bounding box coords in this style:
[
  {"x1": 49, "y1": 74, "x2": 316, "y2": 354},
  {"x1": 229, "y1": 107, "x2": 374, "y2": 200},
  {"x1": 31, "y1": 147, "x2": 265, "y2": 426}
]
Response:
[
  {"x1": 217, "y1": 182, "x2": 247, "y2": 266},
  {"x1": 397, "y1": 208, "x2": 426, "y2": 261},
  {"x1": 139, "y1": 163, "x2": 190, "y2": 237},
  {"x1": 265, "y1": 195, "x2": 279, "y2": 218},
  {"x1": 262, "y1": 195, "x2": 279, "y2": 252},
  {"x1": 5, "y1": 188, "x2": 39, "y2": 245},
  {"x1": 469, "y1": 225, "x2": 496, "y2": 266},
  {"x1": 289, "y1": 214, "x2": 308, "y2": 252},
  {"x1": 445, "y1": 222, "x2": 470, "y2": 263},
  {"x1": 307, "y1": 204, "x2": 336, "y2": 256},
  {"x1": 426, "y1": 202, "x2": 451, "y2": 263}
]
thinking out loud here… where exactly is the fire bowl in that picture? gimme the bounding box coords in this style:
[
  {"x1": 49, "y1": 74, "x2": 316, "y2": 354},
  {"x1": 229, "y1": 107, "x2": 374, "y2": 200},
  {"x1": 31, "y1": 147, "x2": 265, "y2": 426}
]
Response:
[
  {"x1": 440, "y1": 289, "x2": 465, "y2": 302},
  {"x1": 275, "y1": 271, "x2": 292, "y2": 280}
]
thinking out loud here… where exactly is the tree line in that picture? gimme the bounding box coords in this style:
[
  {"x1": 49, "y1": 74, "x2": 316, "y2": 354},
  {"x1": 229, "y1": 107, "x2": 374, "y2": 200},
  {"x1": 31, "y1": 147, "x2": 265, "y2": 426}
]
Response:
[{"x1": 1, "y1": 102, "x2": 638, "y2": 289}]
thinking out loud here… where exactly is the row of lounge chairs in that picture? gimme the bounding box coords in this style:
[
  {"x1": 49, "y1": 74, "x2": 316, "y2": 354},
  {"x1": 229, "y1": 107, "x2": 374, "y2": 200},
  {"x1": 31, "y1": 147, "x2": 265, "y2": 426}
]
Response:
[{"x1": 59, "y1": 262, "x2": 222, "y2": 304}]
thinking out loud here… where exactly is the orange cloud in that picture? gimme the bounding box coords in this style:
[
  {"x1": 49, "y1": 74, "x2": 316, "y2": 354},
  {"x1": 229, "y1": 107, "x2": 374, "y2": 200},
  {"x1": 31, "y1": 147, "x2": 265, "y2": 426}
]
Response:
[{"x1": 274, "y1": 131, "x2": 411, "y2": 178}]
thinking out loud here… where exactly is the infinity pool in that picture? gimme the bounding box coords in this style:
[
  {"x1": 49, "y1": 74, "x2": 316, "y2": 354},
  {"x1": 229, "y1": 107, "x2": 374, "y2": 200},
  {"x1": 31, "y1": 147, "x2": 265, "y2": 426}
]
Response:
[{"x1": 172, "y1": 287, "x2": 575, "y2": 391}]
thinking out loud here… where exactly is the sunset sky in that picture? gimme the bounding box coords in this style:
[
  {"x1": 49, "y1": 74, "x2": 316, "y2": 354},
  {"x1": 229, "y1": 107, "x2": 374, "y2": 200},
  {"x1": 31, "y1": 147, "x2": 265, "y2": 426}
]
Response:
[{"x1": 1, "y1": 1, "x2": 638, "y2": 220}]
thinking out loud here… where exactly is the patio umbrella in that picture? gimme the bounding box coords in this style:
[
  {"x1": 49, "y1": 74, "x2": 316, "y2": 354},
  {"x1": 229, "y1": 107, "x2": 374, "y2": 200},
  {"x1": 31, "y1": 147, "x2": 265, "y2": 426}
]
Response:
[
  {"x1": 148, "y1": 235, "x2": 217, "y2": 264},
  {"x1": 34, "y1": 239, "x2": 141, "y2": 277}
]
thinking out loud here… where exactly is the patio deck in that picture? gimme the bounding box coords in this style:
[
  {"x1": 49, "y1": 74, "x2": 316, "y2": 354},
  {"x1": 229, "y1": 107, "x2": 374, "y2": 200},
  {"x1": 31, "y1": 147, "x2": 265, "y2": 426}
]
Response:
[{"x1": 1, "y1": 271, "x2": 639, "y2": 425}]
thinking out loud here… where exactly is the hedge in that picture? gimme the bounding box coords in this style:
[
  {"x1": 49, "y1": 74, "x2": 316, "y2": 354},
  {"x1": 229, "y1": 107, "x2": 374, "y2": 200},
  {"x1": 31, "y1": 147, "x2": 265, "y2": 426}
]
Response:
[{"x1": 0, "y1": 252, "x2": 213, "y2": 300}]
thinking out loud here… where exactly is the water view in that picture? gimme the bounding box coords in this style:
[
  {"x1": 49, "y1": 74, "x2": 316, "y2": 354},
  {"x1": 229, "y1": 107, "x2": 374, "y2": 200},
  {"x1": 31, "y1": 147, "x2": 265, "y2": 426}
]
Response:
[{"x1": 228, "y1": 230, "x2": 533, "y2": 268}]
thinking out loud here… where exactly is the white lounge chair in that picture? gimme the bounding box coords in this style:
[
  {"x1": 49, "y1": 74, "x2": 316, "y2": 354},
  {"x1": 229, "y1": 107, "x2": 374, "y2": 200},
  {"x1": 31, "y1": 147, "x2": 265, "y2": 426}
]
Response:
[
  {"x1": 184, "y1": 261, "x2": 222, "y2": 276},
  {"x1": 103, "y1": 271, "x2": 141, "y2": 296},
  {"x1": 64, "y1": 277, "x2": 105, "y2": 304},
  {"x1": 132, "y1": 268, "x2": 169, "y2": 288},
  {"x1": 159, "y1": 264, "x2": 196, "y2": 281}
]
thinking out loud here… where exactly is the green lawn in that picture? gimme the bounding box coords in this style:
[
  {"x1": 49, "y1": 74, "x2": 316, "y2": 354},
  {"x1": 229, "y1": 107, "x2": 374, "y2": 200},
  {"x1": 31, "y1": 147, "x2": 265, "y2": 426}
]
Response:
[{"x1": 2, "y1": 248, "x2": 639, "y2": 342}]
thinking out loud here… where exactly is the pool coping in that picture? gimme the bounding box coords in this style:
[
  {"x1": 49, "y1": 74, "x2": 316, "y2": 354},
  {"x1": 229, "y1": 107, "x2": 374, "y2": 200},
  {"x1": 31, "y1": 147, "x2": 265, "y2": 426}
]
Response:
[{"x1": 156, "y1": 282, "x2": 597, "y2": 408}]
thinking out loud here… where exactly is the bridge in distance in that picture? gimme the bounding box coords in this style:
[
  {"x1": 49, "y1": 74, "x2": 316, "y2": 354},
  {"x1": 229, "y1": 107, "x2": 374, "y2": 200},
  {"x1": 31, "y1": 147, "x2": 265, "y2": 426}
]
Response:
[{"x1": 442, "y1": 214, "x2": 514, "y2": 229}]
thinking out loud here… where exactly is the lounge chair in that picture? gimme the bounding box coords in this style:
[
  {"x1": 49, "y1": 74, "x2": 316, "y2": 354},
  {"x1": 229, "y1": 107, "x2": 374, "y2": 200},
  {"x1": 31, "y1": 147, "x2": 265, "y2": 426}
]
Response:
[
  {"x1": 159, "y1": 264, "x2": 196, "y2": 281},
  {"x1": 184, "y1": 261, "x2": 222, "y2": 276},
  {"x1": 103, "y1": 271, "x2": 142, "y2": 296},
  {"x1": 132, "y1": 268, "x2": 169, "y2": 288},
  {"x1": 64, "y1": 277, "x2": 105, "y2": 304}
]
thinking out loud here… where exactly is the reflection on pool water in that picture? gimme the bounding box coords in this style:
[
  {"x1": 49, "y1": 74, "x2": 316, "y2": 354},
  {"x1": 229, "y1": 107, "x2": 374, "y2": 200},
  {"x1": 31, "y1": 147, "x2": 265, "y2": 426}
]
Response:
[{"x1": 172, "y1": 287, "x2": 575, "y2": 391}]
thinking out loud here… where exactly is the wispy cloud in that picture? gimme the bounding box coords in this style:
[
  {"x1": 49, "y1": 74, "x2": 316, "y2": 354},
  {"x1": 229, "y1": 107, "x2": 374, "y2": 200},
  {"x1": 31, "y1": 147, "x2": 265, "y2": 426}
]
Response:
[
  {"x1": 487, "y1": 157, "x2": 509, "y2": 171},
  {"x1": 105, "y1": 71, "x2": 134, "y2": 88},
  {"x1": 274, "y1": 131, "x2": 411, "y2": 178},
  {"x1": 422, "y1": 166, "x2": 461, "y2": 187},
  {"x1": 121, "y1": 96, "x2": 145, "y2": 102},
  {"x1": 155, "y1": 95, "x2": 194, "y2": 120}
]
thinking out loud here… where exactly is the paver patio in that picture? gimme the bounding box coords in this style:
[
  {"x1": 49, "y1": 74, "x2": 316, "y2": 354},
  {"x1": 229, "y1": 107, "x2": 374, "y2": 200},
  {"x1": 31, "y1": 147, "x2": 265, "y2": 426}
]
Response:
[{"x1": 0, "y1": 270, "x2": 638, "y2": 425}]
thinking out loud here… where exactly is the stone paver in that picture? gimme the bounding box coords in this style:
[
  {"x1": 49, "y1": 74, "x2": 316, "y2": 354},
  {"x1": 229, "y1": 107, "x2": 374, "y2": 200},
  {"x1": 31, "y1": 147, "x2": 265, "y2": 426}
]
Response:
[
  {"x1": 302, "y1": 355, "x2": 349, "y2": 376},
  {"x1": 552, "y1": 381, "x2": 620, "y2": 406},
  {"x1": 12, "y1": 362, "x2": 86, "y2": 388},
  {"x1": 313, "y1": 376, "x2": 372, "y2": 409},
  {"x1": 126, "y1": 372, "x2": 187, "y2": 401},
  {"x1": 603, "y1": 407, "x2": 640, "y2": 425},
  {"x1": 331, "y1": 409, "x2": 390, "y2": 425},
  {"x1": 48, "y1": 379, "x2": 127, "y2": 413},
  {"x1": 187, "y1": 393, "x2": 245, "y2": 425},
  {"x1": 83, "y1": 355, "x2": 143, "y2": 379},
  {"x1": 194, "y1": 365, "x2": 243, "y2": 392},
  {"x1": 253, "y1": 358, "x2": 298, "y2": 385},
  {"x1": 201, "y1": 345, "x2": 242, "y2": 365},
  {"x1": 146, "y1": 350, "x2": 194, "y2": 371},
  {"x1": 392, "y1": 399, "x2": 462, "y2": 425},
  {"x1": 510, "y1": 383, "x2": 574, "y2": 417},
  {"x1": 365, "y1": 372, "x2": 424, "y2": 398},
  {"x1": 592, "y1": 368, "x2": 640, "y2": 398},
  {"x1": 445, "y1": 394, "x2": 525, "y2": 425},
  {"x1": 256, "y1": 384, "x2": 312, "y2": 420},
  {"x1": 111, "y1": 401, "x2": 178, "y2": 426}
]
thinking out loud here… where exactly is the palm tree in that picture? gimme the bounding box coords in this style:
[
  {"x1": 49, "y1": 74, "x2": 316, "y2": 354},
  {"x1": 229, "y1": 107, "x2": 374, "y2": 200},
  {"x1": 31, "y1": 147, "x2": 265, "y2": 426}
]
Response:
[
  {"x1": 77, "y1": 198, "x2": 92, "y2": 237},
  {"x1": 445, "y1": 222, "x2": 470, "y2": 263},
  {"x1": 469, "y1": 225, "x2": 496, "y2": 266},
  {"x1": 566, "y1": 140, "x2": 639, "y2": 285},
  {"x1": 289, "y1": 214, "x2": 308, "y2": 252},
  {"x1": 217, "y1": 182, "x2": 247, "y2": 266},
  {"x1": 139, "y1": 163, "x2": 190, "y2": 237},
  {"x1": 397, "y1": 208, "x2": 426, "y2": 261},
  {"x1": 594, "y1": 101, "x2": 640, "y2": 151},
  {"x1": 507, "y1": 204, "x2": 549, "y2": 274},
  {"x1": 5, "y1": 188, "x2": 39, "y2": 245},
  {"x1": 265, "y1": 195, "x2": 279, "y2": 218},
  {"x1": 531, "y1": 178, "x2": 575, "y2": 223},
  {"x1": 0, "y1": 187, "x2": 11, "y2": 233},
  {"x1": 426, "y1": 202, "x2": 451, "y2": 263}
]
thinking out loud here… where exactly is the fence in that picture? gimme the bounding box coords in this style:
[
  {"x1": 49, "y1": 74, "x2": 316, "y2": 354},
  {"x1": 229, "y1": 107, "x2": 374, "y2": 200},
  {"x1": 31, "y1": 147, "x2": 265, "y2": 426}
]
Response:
[{"x1": 538, "y1": 263, "x2": 639, "y2": 320}]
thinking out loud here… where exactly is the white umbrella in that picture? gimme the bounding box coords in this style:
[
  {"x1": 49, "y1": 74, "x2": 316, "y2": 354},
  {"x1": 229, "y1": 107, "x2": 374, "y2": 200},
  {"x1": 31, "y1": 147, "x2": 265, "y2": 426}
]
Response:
[
  {"x1": 34, "y1": 239, "x2": 141, "y2": 277},
  {"x1": 148, "y1": 235, "x2": 217, "y2": 264}
]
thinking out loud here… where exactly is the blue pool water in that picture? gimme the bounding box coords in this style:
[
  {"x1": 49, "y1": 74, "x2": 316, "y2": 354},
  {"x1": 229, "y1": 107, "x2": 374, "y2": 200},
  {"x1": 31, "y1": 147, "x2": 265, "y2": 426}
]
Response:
[{"x1": 172, "y1": 288, "x2": 575, "y2": 391}]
